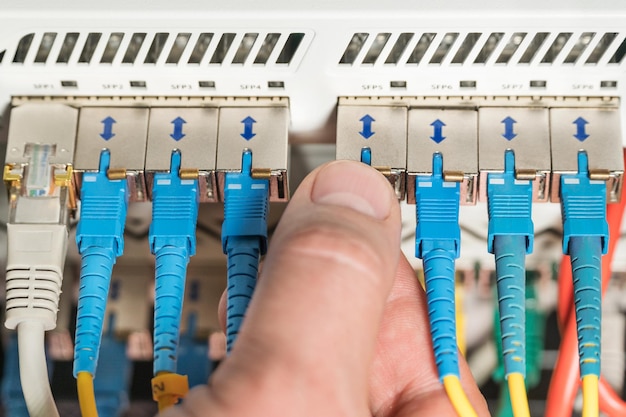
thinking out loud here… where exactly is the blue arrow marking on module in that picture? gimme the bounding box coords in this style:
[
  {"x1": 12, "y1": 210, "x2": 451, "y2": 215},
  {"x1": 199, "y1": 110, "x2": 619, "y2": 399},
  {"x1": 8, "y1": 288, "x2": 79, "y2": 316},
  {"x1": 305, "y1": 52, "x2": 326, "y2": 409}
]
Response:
[
  {"x1": 430, "y1": 119, "x2": 446, "y2": 143},
  {"x1": 359, "y1": 114, "x2": 375, "y2": 139},
  {"x1": 100, "y1": 116, "x2": 116, "y2": 141},
  {"x1": 241, "y1": 116, "x2": 257, "y2": 140},
  {"x1": 573, "y1": 117, "x2": 590, "y2": 141},
  {"x1": 170, "y1": 117, "x2": 187, "y2": 141},
  {"x1": 501, "y1": 116, "x2": 517, "y2": 141}
]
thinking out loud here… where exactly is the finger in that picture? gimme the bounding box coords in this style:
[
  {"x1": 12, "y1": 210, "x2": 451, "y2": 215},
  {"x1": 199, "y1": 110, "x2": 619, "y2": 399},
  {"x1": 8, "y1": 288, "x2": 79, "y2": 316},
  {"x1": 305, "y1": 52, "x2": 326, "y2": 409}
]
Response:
[
  {"x1": 369, "y1": 255, "x2": 489, "y2": 416},
  {"x1": 209, "y1": 160, "x2": 402, "y2": 415}
]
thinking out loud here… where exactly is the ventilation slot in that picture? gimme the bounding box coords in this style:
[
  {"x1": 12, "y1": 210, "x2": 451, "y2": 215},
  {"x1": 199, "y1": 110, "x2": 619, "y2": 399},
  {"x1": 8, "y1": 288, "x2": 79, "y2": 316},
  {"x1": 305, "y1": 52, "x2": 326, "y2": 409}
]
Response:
[
  {"x1": 100, "y1": 33, "x2": 124, "y2": 64},
  {"x1": 407, "y1": 33, "x2": 436, "y2": 64},
  {"x1": 430, "y1": 33, "x2": 459, "y2": 64},
  {"x1": 451, "y1": 33, "x2": 481, "y2": 64},
  {"x1": 210, "y1": 33, "x2": 236, "y2": 64},
  {"x1": 496, "y1": 33, "x2": 527, "y2": 64},
  {"x1": 563, "y1": 33, "x2": 595, "y2": 64},
  {"x1": 254, "y1": 33, "x2": 281, "y2": 64},
  {"x1": 474, "y1": 33, "x2": 503, "y2": 63},
  {"x1": 609, "y1": 38, "x2": 626, "y2": 64},
  {"x1": 56, "y1": 33, "x2": 79, "y2": 63},
  {"x1": 122, "y1": 33, "x2": 147, "y2": 64},
  {"x1": 385, "y1": 33, "x2": 414, "y2": 64},
  {"x1": 188, "y1": 33, "x2": 213, "y2": 64},
  {"x1": 586, "y1": 33, "x2": 618, "y2": 64},
  {"x1": 541, "y1": 32, "x2": 572, "y2": 63},
  {"x1": 362, "y1": 33, "x2": 391, "y2": 65},
  {"x1": 13, "y1": 34, "x2": 34, "y2": 63},
  {"x1": 518, "y1": 32, "x2": 550, "y2": 64},
  {"x1": 144, "y1": 33, "x2": 169, "y2": 64},
  {"x1": 78, "y1": 33, "x2": 102, "y2": 63},
  {"x1": 34, "y1": 33, "x2": 57, "y2": 63},
  {"x1": 340, "y1": 33, "x2": 369, "y2": 64},
  {"x1": 166, "y1": 33, "x2": 191, "y2": 64},
  {"x1": 232, "y1": 33, "x2": 258, "y2": 64},
  {"x1": 276, "y1": 32, "x2": 305, "y2": 64}
]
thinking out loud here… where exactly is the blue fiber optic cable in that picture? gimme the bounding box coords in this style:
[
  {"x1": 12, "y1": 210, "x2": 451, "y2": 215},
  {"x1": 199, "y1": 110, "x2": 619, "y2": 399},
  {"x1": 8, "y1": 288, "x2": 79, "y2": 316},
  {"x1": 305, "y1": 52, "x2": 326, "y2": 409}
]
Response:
[
  {"x1": 74, "y1": 150, "x2": 128, "y2": 379},
  {"x1": 2, "y1": 333, "x2": 29, "y2": 417},
  {"x1": 222, "y1": 150, "x2": 269, "y2": 353},
  {"x1": 177, "y1": 314, "x2": 210, "y2": 388},
  {"x1": 415, "y1": 152, "x2": 461, "y2": 380},
  {"x1": 416, "y1": 153, "x2": 479, "y2": 417},
  {"x1": 93, "y1": 315, "x2": 131, "y2": 417},
  {"x1": 487, "y1": 150, "x2": 533, "y2": 379},
  {"x1": 560, "y1": 151, "x2": 607, "y2": 379},
  {"x1": 150, "y1": 151, "x2": 199, "y2": 377}
]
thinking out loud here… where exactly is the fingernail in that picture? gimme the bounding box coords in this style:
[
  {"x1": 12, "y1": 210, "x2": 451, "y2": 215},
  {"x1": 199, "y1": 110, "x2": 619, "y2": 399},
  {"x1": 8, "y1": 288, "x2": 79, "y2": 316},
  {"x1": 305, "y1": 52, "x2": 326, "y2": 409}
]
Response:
[{"x1": 311, "y1": 161, "x2": 392, "y2": 220}]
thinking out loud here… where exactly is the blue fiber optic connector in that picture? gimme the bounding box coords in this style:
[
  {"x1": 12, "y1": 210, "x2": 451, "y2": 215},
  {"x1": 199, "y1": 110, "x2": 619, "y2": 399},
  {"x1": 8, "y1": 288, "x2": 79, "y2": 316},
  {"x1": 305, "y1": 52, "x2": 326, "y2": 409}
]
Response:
[
  {"x1": 415, "y1": 152, "x2": 461, "y2": 380},
  {"x1": 222, "y1": 150, "x2": 269, "y2": 352}
]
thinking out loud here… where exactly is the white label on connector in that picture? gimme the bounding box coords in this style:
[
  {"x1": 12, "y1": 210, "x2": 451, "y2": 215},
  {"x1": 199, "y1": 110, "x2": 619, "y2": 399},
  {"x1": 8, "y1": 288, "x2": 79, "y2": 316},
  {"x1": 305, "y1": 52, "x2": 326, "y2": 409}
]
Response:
[
  {"x1": 418, "y1": 182, "x2": 433, "y2": 188},
  {"x1": 251, "y1": 184, "x2": 266, "y2": 190},
  {"x1": 443, "y1": 182, "x2": 456, "y2": 188},
  {"x1": 157, "y1": 179, "x2": 171, "y2": 185},
  {"x1": 514, "y1": 180, "x2": 530, "y2": 185},
  {"x1": 83, "y1": 175, "x2": 97, "y2": 182},
  {"x1": 563, "y1": 178, "x2": 580, "y2": 185},
  {"x1": 227, "y1": 184, "x2": 242, "y2": 190},
  {"x1": 489, "y1": 178, "x2": 505, "y2": 185}
]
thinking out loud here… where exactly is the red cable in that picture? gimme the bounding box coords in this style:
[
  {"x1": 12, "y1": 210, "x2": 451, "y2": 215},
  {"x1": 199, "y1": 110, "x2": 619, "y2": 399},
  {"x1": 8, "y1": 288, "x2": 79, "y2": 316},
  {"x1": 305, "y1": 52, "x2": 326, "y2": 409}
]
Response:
[
  {"x1": 546, "y1": 149, "x2": 626, "y2": 417},
  {"x1": 556, "y1": 255, "x2": 573, "y2": 330}
]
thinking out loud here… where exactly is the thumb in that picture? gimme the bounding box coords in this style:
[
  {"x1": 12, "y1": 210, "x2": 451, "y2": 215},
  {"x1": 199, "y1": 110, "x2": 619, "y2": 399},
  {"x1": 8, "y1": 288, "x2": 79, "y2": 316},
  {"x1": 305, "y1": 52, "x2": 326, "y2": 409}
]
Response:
[{"x1": 174, "y1": 161, "x2": 402, "y2": 417}]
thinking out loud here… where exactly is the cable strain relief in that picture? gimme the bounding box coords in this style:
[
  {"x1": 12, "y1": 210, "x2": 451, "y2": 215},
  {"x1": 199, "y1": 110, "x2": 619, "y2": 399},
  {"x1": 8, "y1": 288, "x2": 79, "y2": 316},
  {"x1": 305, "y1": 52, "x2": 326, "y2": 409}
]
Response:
[
  {"x1": 225, "y1": 237, "x2": 261, "y2": 352},
  {"x1": 570, "y1": 236, "x2": 602, "y2": 377},
  {"x1": 153, "y1": 246, "x2": 189, "y2": 375},
  {"x1": 422, "y1": 246, "x2": 459, "y2": 380},
  {"x1": 5, "y1": 267, "x2": 63, "y2": 331},
  {"x1": 494, "y1": 235, "x2": 527, "y2": 377},
  {"x1": 5, "y1": 223, "x2": 67, "y2": 331},
  {"x1": 73, "y1": 246, "x2": 116, "y2": 377}
]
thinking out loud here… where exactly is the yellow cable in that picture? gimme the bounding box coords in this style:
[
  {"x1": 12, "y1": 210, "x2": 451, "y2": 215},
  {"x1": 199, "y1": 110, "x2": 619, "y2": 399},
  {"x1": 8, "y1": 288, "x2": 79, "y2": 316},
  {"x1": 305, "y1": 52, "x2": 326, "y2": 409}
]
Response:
[
  {"x1": 507, "y1": 373, "x2": 530, "y2": 417},
  {"x1": 455, "y1": 278, "x2": 466, "y2": 356},
  {"x1": 582, "y1": 374, "x2": 599, "y2": 417},
  {"x1": 77, "y1": 372, "x2": 98, "y2": 417},
  {"x1": 443, "y1": 375, "x2": 479, "y2": 417}
]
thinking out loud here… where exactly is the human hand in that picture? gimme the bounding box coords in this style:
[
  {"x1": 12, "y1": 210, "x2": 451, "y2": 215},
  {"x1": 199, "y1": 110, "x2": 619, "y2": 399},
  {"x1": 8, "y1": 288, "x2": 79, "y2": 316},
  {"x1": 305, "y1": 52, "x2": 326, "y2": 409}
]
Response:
[{"x1": 159, "y1": 161, "x2": 490, "y2": 417}]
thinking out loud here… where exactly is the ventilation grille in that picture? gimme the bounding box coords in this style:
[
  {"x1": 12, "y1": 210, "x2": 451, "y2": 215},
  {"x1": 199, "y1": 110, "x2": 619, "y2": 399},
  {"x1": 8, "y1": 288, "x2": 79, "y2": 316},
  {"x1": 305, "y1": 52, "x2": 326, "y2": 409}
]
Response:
[
  {"x1": 339, "y1": 31, "x2": 626, "y2": 66},
  {"x1": 0, "y1": 31, "x2": 306, "y2": 67}
]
